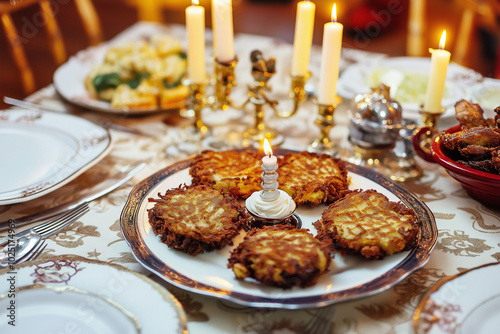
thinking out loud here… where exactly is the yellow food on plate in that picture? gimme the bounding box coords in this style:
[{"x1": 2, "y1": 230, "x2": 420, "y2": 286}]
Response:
[
  {"x1": 228, "y1": 225, "x2": 334, "y2": 289},
  {"x1": 85, "y1": 35, "x2": 188, "y2": 110},
  {"x1": 190, "y1": 150, "x2": 350, "y2": 206},
  {"x1": 278, "y1": 151, "x2": 350, "y2": 206},
  {"x1": 314, "y1": 189, "x2": 420, "y2": 260},
  {"x1": 190, "y1": 150, "x2": 263, "y2": 200},
  {"x1": 148, "y1": 185, "x2": 248, "y2": 256}
]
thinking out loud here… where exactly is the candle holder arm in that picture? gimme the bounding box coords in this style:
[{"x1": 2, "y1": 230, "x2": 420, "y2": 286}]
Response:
[{"x1": 274, "y1": 73, "x2": 310, "y2": 118}]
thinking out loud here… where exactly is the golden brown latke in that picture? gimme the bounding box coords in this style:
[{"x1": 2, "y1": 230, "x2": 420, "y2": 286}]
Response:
[
  {"x1": 189, "y1": 150, "x2": 262, "y2": 200},
  {"x1": 148, "y1": 184, "x2": 247, "y2": 256},
  {"x1": 228, "y1": 225, "x2": 334, "y2": 289},
  {"x1": 313, "y1": 189, "x2": 420, "y2": 260},
  {"x1": 277, "y1": 151, "x2": 349, "y2": 206}
]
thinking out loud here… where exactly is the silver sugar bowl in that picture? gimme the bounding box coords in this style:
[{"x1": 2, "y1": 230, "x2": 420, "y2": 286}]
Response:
[
  {"x1": 348, "y1": 84, "x2": 402, "y2": 150},
  {"x1": 345, "y1": 84, "x2": 420, "y2": 181}
]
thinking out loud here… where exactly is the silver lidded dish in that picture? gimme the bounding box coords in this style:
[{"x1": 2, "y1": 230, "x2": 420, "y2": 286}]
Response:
[{"x1": 348, "y1": 83, "x2": 403, "y2": 150}]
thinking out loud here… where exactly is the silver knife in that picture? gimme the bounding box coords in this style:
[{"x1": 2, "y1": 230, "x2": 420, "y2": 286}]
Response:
[
  {"x1": 3, "y1": 97, "x2": 155, "y2": 137},
  {"x1": 0, "y1": 161, "x2": 146, "y2": 232}
]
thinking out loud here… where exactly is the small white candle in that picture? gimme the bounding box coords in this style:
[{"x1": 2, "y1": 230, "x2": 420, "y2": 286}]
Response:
[
  {"x1": 262, "y1": 138, "x2": 277, "y2": 168},
  {"x1": 318, "y1": 3, "x2": 343, "y2": 105},
  {"x1": 424, "y1": 30, "x2": 451, "y2": 113},
  {"x1": 291, "y1": 0, "x2": 316, "y2": 76},
  {"x1": 186, "y1": 1, "x2": 206, "y2": 84},
  {"x1": 212, "y1": 0, "x2": 235, "y2": 62}
]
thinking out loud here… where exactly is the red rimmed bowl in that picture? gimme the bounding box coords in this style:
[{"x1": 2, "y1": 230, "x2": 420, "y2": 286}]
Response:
[{"x1": 413, "y1": 125, "x2": 500, "y2": 208}]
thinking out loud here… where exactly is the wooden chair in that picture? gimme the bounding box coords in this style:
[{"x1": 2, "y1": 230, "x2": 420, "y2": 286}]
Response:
[
  {"x1": 453, "y1": 0, "x2": 500, "y2": 67},
  {"x1": 0, "y1": 0, "x2": 102, "y2": 95}
]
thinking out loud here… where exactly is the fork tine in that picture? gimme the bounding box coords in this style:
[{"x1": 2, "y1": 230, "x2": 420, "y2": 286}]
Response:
[
  {"x1": 23, "y1": 240, "x2": 47, "y2": 262},
  {"x1": 35, "y1": 203, "x2": 90, "y2": 237},
  {"x1": 34, "y1": 203, "x2": 88, "y2": 235}
]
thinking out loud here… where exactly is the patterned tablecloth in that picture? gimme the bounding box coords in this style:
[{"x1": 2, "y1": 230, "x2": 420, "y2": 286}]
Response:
[{"x1": 1, "y1": 22, "x2": 500, "y2": 334}]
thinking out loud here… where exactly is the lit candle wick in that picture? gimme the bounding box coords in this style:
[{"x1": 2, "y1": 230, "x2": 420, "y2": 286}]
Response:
[
  {"x1": 439, "y1": 30, "x2": 446, "y2": 50},
  {"x1": 261, "y1": 138, "x2": 279, "y2": 201}
]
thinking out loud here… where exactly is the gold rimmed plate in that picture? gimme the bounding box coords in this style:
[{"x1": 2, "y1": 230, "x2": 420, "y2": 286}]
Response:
[
  {"x1": 120, "y1": 149, "x2": 437, "y2": 309},
  {"x1": 413, "y1": 262, "x2": 500, "y2": 334},
  {"x1": 0, "y1": 255, "x2": 187, "y2": 333},
  {"x1": 0, "y1": 285, "x2": 141, "y2": 333}
]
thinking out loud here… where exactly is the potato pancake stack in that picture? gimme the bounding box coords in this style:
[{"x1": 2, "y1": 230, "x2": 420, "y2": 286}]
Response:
[
  {"x1": 148, "y1": 185, "x2": 247, "y2": 255},
  {"x1": 228, "y1": 225, "x2": 334, "y2": 289},
  {"x1": 314, "y1": 189, "x2": 420, "y2": 260}
]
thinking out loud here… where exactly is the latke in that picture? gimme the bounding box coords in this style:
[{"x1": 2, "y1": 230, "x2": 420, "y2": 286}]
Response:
[
  {"x1": 313, "y1": 189, "x2": 420, "y2": 260},
  {"x1": 278, "y1": 151, "x2": 349, "y2": 206},
  {"x1": 228, "y1": 225, "x2": 334, "y2": 289},
  {"x1": 189, "y1": 150, "x2": 262, "y2": 200},
  {"x1": 148, "y1": 185, "x2": 247, "y2": 255}
]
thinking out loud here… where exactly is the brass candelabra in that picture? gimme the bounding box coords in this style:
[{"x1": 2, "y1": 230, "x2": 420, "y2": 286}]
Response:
[{"x1": 180, "y1": 49, "x2": 317, "y2": 149}]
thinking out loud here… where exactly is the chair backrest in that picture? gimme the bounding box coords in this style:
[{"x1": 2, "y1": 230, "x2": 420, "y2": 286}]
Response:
[
  {"x1": 0, "y1": 0, "x2": 102, "y2": 95},
  {"x1": 453, "y1": 0, "x2": 499, "y2": 67}
]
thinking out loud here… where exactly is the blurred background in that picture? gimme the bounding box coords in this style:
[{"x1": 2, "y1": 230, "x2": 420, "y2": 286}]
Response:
[{"x1": 1, "y1": 0, "x2": 498, "y2": 108}]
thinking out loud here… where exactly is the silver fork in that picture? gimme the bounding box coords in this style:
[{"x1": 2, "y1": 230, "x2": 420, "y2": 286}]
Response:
[
  {"x1": 22, "y1": 239, "x2": 48, "y2": 263},
  {"x1": 0, "y1": 202, "x2": 89, "y2": 246},
  {"x1": 0, "y1": 160, "x2": 146, "y2": 232}
]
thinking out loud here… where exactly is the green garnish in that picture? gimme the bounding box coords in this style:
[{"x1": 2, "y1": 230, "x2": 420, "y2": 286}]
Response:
[
  {"x1": 126, "y1": 72, "x2": 149, "y2": 89},
  {"x1": 92, "y1": 73, "x2": 121, "y2": 93}
]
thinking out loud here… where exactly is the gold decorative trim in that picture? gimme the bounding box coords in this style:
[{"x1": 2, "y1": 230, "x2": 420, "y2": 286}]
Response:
[
  {"x1": 0, "y1": 254, "x2": 188, "y2": 334},
  {"x1": 0, "y1": 284, "x2": 141, "y2": 332},
  {"x1": 413, "y1": 261, "x2": 500, "y2": 333}
]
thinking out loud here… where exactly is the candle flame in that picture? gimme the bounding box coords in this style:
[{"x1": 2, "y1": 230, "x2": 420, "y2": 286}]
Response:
[
  {"x1": 263, "y1": 138, "x2": 273, "y2": 156},
  {"x1": 331, "y1": 3, "x2": 337, "y2": 23},
  {"x1": 439, "y1": 30, "x2": 446, "y2": 50},
  {"x1": 192, "y1": 0, "x2": 199, "y2": 5}
]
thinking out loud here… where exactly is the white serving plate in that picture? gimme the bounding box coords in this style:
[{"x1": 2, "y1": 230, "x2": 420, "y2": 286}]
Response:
[
  {"x1": 121, "y1": 150, "x2": 437, "y2": 309},
  {"x1": 337, "y1": 57, "x2": 483, "y2": 120},
  {"x1": 53, "y1": 42, "x2": 185, "y2": 115}
]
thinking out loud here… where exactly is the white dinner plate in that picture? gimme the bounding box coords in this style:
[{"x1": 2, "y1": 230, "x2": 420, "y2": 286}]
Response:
[
  {"x1": 413, "y1": 262, "x2": 500, "y2": 334},
  {"x1": 121, "y1": 149, "x2": 437, "y2": 309},
  {"x1": 0, "y1": 285, "x2": 140, "y2": 333},
  {"x1": 337, "y1": 57, "x2": 483, "y2": 120},
  {"x1": 0, "y1": 256, "x2": 187, "y2": 334},
  {"x1": 53, "y1": 42, "x2": 185, "y2": 115},
  {"x1": 0, "y1": 109, "x2": 112, "y2": 204}
]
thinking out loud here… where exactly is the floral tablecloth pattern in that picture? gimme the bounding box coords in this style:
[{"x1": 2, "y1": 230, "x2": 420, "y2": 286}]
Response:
[{"x1": 1, "y1": 22, "x2": 499, "y2": 334}]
